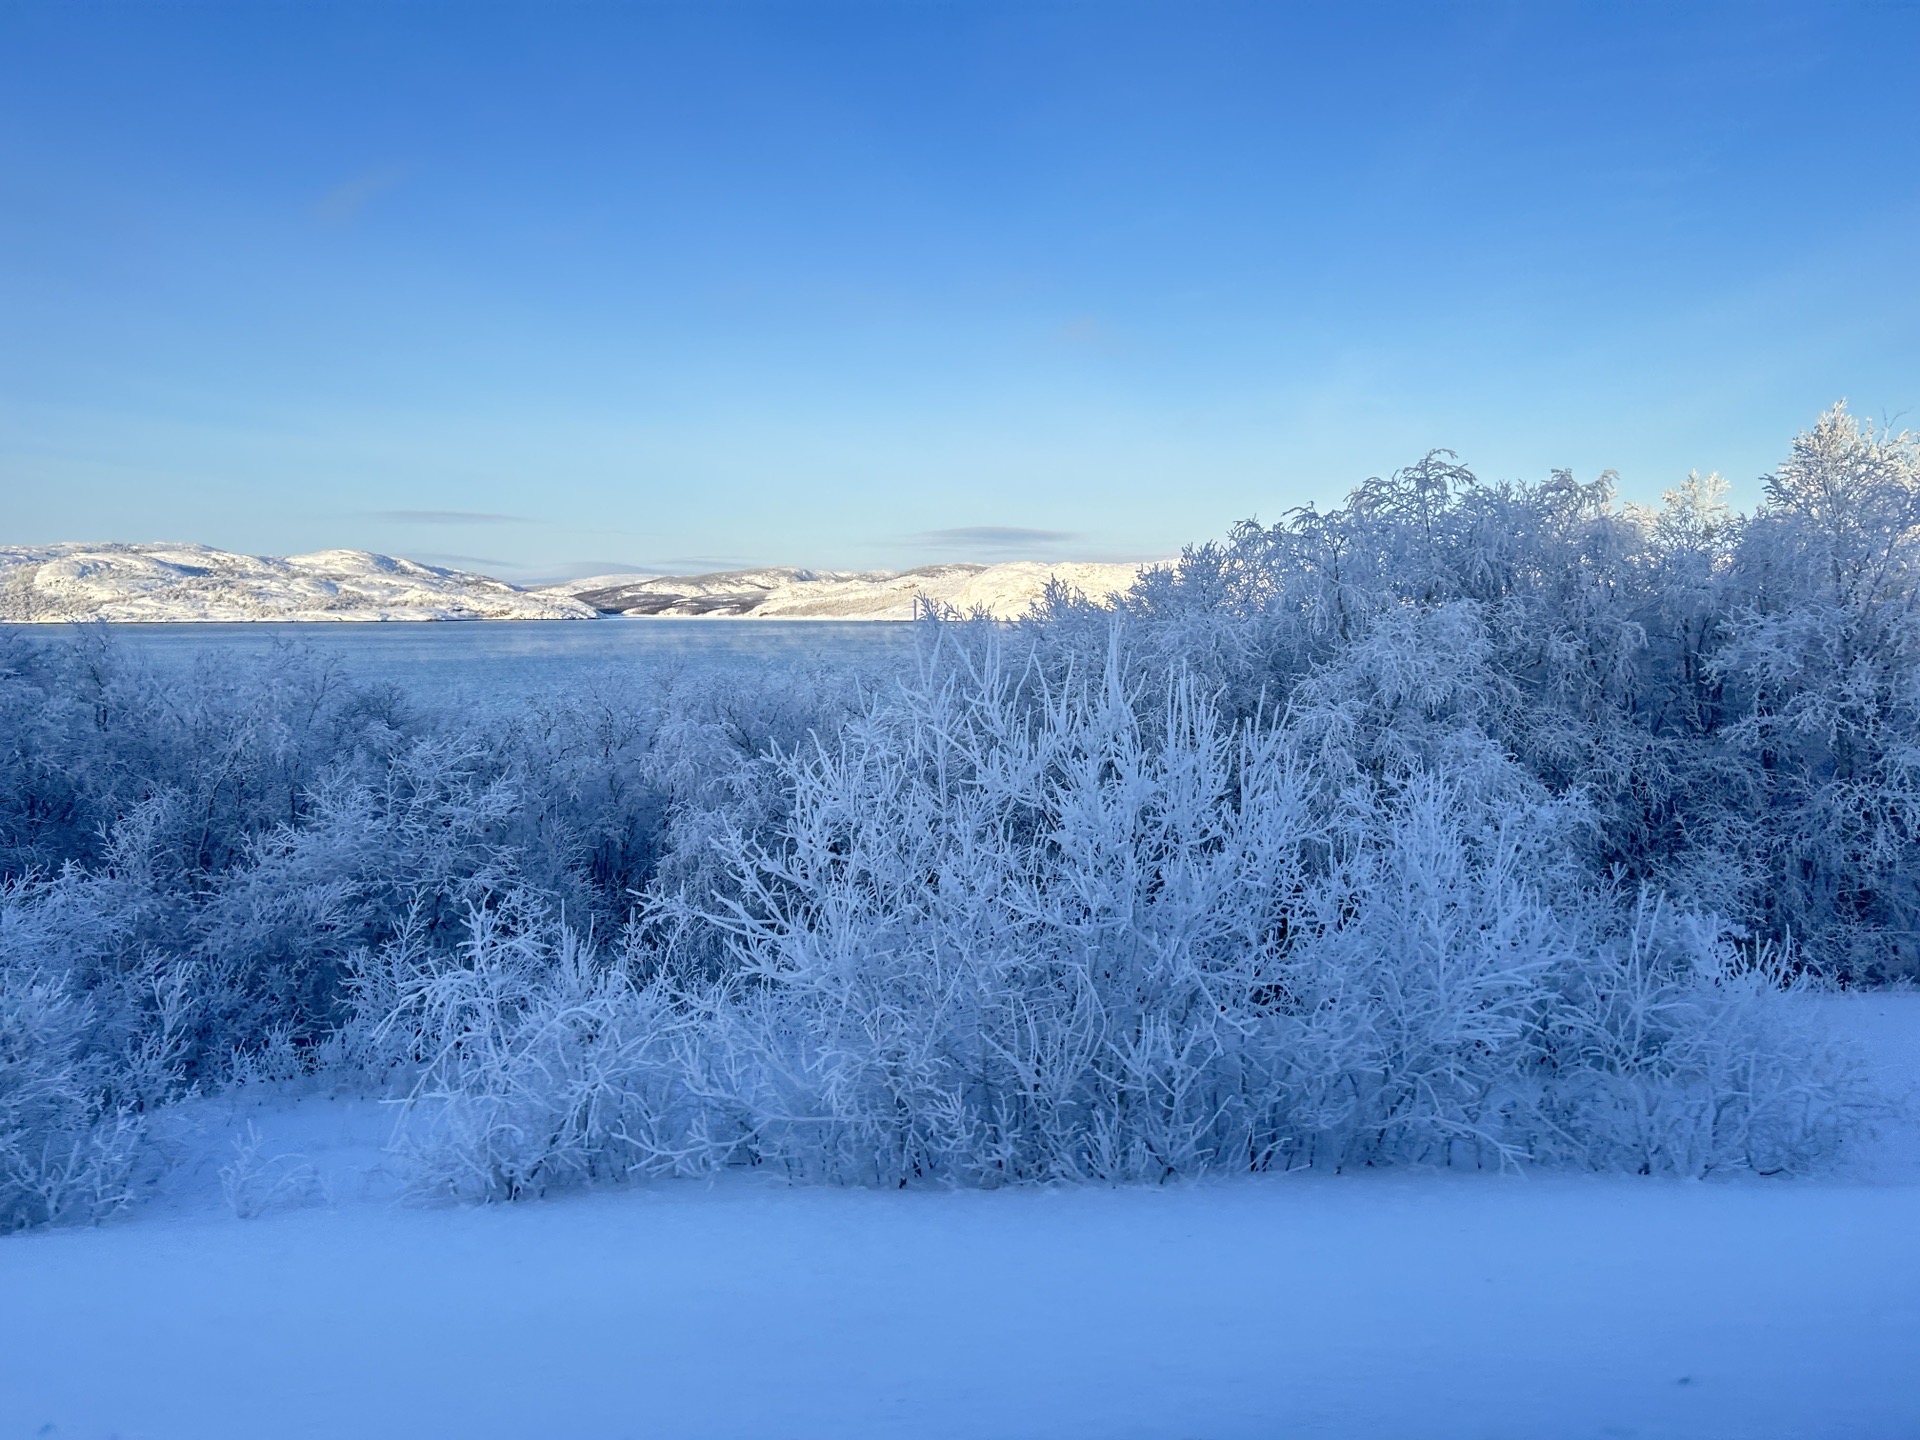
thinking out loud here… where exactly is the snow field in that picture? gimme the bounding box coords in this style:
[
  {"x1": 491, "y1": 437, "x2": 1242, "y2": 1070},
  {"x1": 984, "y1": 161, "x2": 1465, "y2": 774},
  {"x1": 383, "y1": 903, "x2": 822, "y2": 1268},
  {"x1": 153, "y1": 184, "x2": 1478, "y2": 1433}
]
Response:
[{"x1": 1, "y1": 992, "x2": 1914, "y2": 1440}]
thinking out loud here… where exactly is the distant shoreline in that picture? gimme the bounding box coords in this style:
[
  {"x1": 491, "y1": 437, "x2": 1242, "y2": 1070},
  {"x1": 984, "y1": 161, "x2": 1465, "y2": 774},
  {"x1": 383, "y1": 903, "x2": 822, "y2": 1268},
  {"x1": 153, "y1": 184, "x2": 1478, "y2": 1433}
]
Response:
[
  {"x1": 4, "y1": 613, "x2": 922, "y2": 626},
  {"x1": 3, "y1": 544, "x2": 1147, "y2": 625}
]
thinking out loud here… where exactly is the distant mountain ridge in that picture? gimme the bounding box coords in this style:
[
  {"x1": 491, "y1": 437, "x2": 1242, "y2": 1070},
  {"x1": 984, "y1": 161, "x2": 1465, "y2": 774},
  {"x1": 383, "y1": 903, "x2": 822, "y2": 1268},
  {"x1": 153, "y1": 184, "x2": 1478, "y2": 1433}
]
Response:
[
  {"x1": 0, "y1": 544, "x2": 1152, "y2": 623},
  {"x1": 0, "y1": 544, "x2": 598, "y2": 622},
  {"x1": 549, "y1": 561, "x2": 1150, "y2": 620}
]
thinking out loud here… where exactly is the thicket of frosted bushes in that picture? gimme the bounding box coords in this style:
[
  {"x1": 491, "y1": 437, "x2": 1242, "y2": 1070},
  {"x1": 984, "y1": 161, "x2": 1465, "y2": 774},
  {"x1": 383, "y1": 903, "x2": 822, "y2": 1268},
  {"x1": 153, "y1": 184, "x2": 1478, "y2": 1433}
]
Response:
[{"x1": 2, "y1": 405, "x2": 1912, "y2": 1226}]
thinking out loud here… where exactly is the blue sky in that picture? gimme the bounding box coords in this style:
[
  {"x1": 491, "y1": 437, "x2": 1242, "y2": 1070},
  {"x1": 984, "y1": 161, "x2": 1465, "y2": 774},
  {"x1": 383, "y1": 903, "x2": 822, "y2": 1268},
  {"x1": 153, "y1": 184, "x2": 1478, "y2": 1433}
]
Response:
[{"x1": 2, "y1": 1, "x2": 1916, "y2": 580}]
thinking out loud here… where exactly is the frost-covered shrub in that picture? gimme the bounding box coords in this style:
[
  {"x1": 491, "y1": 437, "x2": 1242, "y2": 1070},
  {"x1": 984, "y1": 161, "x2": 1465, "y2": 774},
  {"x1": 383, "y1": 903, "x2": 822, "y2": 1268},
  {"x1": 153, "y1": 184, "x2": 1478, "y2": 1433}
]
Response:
[
  {"x1": 710, "y1": 646, "x2": 1868, "y2": 1181},
  {"x1": 219, "y1": 1122, "x2": 329, "y2": 1219},
  {"x1": 1712, "y1": 410, "x2": 1920, "y2": 978},
  {"x1": 1536, "y1": 900, "x2": 1870, "y2": 1176},
  {"x1": 0, "y1": 633, "x2": 874, "y2": 1224},
  {"x1": 375, "y1": 642, "x2": 1873, "y2": 1198},
  {"x1": 1027, "y1": 405, "x2": 1920, "y2": 980},
  {"x1": 361, "y1": 901, "x2": 736, "y2": 1202},
  {"x1": 0, "y1": 876, "x2": 191, "y2": 1231},
  {"x1": 0, "y1": 964, "x2": 142, "y2": 1231}
]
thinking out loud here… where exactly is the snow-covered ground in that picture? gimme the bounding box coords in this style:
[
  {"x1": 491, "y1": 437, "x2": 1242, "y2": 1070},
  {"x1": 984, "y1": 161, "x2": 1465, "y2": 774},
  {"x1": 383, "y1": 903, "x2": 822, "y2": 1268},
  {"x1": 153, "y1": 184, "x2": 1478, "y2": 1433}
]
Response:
[
  {"x1": 549, "y1": 559, "x2": 1152, "y2": 620},
  {"x1": 2, "y1": 994, "x2": 1914, "y2": 1440},
  {"x1": 0, "y1": 544, "x2": 598, "y2": 622}
]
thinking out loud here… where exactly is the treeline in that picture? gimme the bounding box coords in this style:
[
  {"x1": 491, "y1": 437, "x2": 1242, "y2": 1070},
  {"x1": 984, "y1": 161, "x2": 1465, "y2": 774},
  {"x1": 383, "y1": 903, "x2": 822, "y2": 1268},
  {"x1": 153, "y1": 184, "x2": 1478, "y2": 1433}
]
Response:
[{"x1": 2, "y1": 406, "x2": 1910, "y2": 1228}]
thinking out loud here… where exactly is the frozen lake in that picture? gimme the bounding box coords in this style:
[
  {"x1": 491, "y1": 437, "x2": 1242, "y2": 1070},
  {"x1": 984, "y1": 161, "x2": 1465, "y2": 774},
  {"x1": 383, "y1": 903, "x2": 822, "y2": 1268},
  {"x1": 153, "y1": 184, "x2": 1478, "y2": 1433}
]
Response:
[{"x1": 26, "y1": 618, "x2": 916, "y2": 695}]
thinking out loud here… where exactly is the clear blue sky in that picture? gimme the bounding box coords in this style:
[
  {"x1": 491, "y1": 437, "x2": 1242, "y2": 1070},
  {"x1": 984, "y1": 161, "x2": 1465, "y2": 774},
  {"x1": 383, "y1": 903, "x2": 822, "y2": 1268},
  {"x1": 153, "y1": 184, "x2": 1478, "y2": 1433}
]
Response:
[{"x1": 2, "y1": 2, "x2": 1916, "y2": 580}]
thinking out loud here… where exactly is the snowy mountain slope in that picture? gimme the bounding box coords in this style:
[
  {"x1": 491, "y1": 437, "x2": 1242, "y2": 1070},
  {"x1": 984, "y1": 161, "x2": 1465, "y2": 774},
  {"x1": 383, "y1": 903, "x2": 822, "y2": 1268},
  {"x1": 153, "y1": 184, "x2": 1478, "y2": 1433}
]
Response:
[
  {"x1": 0, "y1": 544, "x2": 599, "y2": 622},
  {"x1": 0, "y1": 546, "x2": 1152, "y2": 624},
  {"x1": 551, "y1": 559, "x2": 1153, "y2": 620}
]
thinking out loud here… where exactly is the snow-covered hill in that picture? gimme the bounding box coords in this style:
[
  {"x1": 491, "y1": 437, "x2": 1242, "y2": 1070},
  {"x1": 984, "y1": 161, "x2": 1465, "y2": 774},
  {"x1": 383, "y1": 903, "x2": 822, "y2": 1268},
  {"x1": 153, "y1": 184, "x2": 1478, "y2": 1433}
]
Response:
[
  {"x1": 0, "y1": 544, "x2": 599, "y2": 623},
  {"x1": 549, "y1": 560, "x2": 1152, "y2": 620},
  {"x1": 0, "y1": 544, "x2": 1153, "y2": 624}
]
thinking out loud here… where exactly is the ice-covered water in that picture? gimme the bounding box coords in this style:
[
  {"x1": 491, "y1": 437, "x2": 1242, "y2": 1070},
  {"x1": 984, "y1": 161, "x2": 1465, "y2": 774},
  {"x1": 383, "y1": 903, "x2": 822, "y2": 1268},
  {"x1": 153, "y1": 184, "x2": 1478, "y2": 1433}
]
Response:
[{"x1": 79, "y1": 617, "x2": 915, "y2": 695}]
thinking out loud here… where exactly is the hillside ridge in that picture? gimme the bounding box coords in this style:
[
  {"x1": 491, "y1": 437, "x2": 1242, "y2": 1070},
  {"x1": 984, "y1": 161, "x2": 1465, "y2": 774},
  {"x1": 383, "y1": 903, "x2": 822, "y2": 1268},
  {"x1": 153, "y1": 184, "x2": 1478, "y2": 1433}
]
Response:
[{"x1": 0, "y1": 543, "x2": 1151, "y2": 622}]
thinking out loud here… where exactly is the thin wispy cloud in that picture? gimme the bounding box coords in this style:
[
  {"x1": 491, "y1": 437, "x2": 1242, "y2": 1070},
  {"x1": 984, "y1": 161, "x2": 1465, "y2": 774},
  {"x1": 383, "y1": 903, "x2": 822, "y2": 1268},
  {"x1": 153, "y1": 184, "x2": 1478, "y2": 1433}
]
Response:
[
  {"x1": 407, "y1": 552, "x2": 515, "y2": 573},
  {"x1": 516, "y1": 558, "x2": 750, "y2": 584},
  {"x1": 528, "y1": 560, "x2": 664, "y2": 583},
  {"x1": 1053, "y1": 315, "x2": 1125, "y2": 354},
  {"x1": 631, "y1": 556, "x2": 759, "y2": 574},
  {"x1": 314, "y1": 164, "x2": 409, "y2": 223},
  {"x1": 369, "y1": 509, "x2": 531, "y2": 525},
  {"x1": 916, "y1": 526, "x2": 1082, "y2": 555}
]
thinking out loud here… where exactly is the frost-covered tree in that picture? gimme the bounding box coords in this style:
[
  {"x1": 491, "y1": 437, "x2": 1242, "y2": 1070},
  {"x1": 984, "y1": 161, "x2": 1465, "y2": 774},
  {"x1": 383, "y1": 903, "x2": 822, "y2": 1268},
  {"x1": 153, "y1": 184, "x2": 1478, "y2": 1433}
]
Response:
[{"x1": 1717, "y1": 408, "x2": 1920, "y2": 977}]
